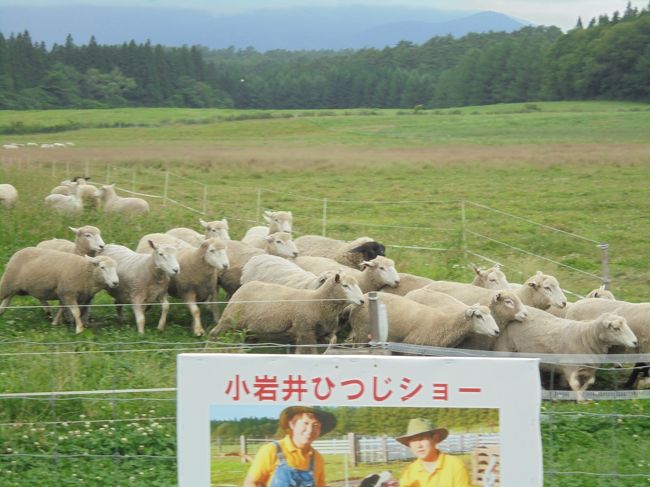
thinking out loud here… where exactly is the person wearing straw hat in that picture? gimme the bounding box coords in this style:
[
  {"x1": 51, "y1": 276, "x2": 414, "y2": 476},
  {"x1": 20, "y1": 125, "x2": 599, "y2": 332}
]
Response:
[
  {"x1": 396, "y1": 418, "x2": 471, "y2": 487},
  {"x1": 243, "y1": 406, "x2": 337, "y2": 487}
]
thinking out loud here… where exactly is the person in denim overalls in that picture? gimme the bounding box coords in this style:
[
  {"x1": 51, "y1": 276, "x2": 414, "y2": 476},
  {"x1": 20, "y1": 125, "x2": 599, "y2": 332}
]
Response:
[{"x1": 243, "y1": 406, "x2": 337, "y2": 487}]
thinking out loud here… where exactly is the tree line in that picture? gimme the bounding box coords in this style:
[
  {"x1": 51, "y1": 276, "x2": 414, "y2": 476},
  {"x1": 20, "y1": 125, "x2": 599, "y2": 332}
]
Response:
[
  {"x1": 1, "y1": 2, "x2": 650, "y2": 110},
  {"x1": 211, "y1": 407, "x2": 498, "y2": 439}
]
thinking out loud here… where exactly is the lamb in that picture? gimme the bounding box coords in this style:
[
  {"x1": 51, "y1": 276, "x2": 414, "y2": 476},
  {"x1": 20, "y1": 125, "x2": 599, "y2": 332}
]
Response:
[
  {"x1": 493, "y1": 307, "x2": 638, "y2": 402},
  {"x1": 44, "y1": 182, "x2": 82, "y2": 215},
  {"x1": 425, "y1": 271, "x2": 567, "y2": 311},
  {"x1": 0, "y1": 183, "x2": 18, "y2": 209},
  {"x1": 242, "y1": 210, "x2": 293, "y2": 241},
  {"x1": 0, "y1": 248, "x2": 119, "y2": 334},
  {"x1": 208, "y1": 271, "x2": 364, "y2": 352},
  {"x1": 37, "y1": 225, "x2": 105, "y2": 256},
  {"x1": 136, "y1": 235, "x2": 229, "y2": 336},
  {"x1": 470, "y1": 264, "x2": 510, "y2": 289},
  {"x1": 239, "y1": 232, "x2": 298, "y2": 257},
  {"x1": 101, "y1": 241, "x2": 180, "y2": 333},
  {"x1": 294, "y1": 255, "x2": 400, "y2": 292},
  {"x1": 97, "y1": 184, "x2": 149, "y2": 216},
  {"x1": 294, "y1": 235, "x2": 385, "y2": 269},
  {"x1": 166, "y1": 218, "x2": 230, "y2": 246},
  {"x1": 218, "y1": 238, "x2": 300, "y2": 297},
  {"x1": 241, "y1": 254, "x2": 331, "y2": 290},
  {"x1": 566, "y1": 298, "x2": 650, "y2": 389},
  {"x1": 379, "y1": 273, "x2": 434, "y2": 296},
  {"x1": 346, "y1": 291, "x2": 499, "y2": 346}
]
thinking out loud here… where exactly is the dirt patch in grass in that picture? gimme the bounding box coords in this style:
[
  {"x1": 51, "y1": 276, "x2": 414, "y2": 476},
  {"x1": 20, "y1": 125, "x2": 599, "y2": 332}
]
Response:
[{"x1": 4, "y1": 143, "x2": 650, "y2": 171}]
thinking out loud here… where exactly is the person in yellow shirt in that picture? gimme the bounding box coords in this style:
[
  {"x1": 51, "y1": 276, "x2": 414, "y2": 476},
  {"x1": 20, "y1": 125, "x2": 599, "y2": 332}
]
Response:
[
  {"x1": 243, "y1": 406, "x2": 337, "y2": 487},
  {"x1": 397, "y1": 418, "x2": 471, "y2": 487}
]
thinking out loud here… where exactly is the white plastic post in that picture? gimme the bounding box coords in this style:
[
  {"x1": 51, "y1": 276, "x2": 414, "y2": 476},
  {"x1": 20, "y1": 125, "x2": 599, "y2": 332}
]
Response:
[
  {"x1": 322, "y1": 198, "x2": 328, "y2": 237},
  {"x1": 163, "y1": 171, "x2": 169, "y2": 206}
]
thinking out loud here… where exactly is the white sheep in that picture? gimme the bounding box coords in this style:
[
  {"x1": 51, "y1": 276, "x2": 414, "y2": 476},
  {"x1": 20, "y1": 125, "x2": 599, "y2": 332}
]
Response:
[
  {"x1": 426, "y1": 271, "x2": 567, "y2": 311},
  {"x1": 566, "y1": 298, "x2": 650, "y2": 389},
  {"x1": 208, "y1": 271, "x2": 364, "y2": 352},
  {"x1": 241, "y1": 254, "x2": 331, "y2": 290},
  {"x1": 0, "y1": 183, "x2": 18, "y2": 209},
  {"x1": 219, "y1": 238, "x2": 300, "y2": 297},
  {"x1": 242, "y1": 210, "x2": 293, "y2": 241},
  {"x1": 101, "y1": 241, "x2": 179, "y2": 333},
  {"x1": 50, "y1": 179, "x2": 74, "y2": 196},
  {"x1": 71, "y1": 177, "x2": 99, "y2": 209},
  {"x1": 346, "y1": 291, "x2": 499, "y2": 346},
  {"x1": 379, "y1": 272, "x2": 434, "y2": 296},
  {"x1": 166, "y1": 218, "x2": 231, "y2": 246},
  {"x1": 294, "y1": 235, "x2": 385, "y2": 269},
  {"x1": 37, "y1": 225, "x2": 105, "y2": 256},
  {"x1": 547, "y1": 285, "x2": 616, "y2": 318},
  {"x1": 0, "y1": 248, "x2": 119, "y2": 334},
  {"x1": 44, "y1": 182, "x2": 83, "y2": 215},
  {"x1": 470, "y1": 264, "x2": 510, "y2": 289},
  {"x1": 97, "y1": 184, "x2": 149, "y2": 216},
  {"x1": 493, "y1": 307, "x2": 638, "y2": 402},
  {"x1": 240, "y1": 231, "x2": 298, "y2": 257},
  {"x1": 294, "y1": 255, "x2": 400, "y2": 292},
  {"x1": 136, "y1": 235, "x2": 229, "y2": 336}
]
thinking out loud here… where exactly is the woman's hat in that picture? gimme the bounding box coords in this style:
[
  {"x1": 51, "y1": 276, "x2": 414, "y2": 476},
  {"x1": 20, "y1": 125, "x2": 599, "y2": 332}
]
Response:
[
  {"x1": 278, "y1": 406, "x2": 337, "y2": 436},
  {"x1": 396, "y1": 418, "x2": 449, "y2": 446}
]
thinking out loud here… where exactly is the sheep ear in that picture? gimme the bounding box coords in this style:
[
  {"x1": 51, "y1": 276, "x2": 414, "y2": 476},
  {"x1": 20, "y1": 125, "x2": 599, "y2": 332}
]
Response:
[
  {"x1": 335, "y1": 273, "x2": 341, "y2": 283},
  {"x1": 222, "y1": 218, "x2": 228, "y2": 227},
  {"x1": 494, "y1": 292, "x2": 502, "y2": 302},
  {"x1": 470, "y1": 263, "x2": 480, "y2": 274},
  {"x1": 69, "y1": 226, "x2": 79, "y2": 234},
  {"x1": 148, "y1": 239, "x2": 157, "y2": 250},
  {"x1": 84, "y1": 256, "x2": 100, "y2": 265},
  {"x1": 361, "y1": 260, "x2": 375, "y2": 269},
  {"x1": 199, "y1": 219, "x2": 208, "y2": 228},
  {"x1": 265, "y1": 235, "x2": 274, "y2": 242}
]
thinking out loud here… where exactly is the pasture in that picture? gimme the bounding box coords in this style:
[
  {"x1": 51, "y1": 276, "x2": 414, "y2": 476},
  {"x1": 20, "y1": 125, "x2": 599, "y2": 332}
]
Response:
[{"x1": 0, "y1": 101, "x2": 649, "y2": 486}]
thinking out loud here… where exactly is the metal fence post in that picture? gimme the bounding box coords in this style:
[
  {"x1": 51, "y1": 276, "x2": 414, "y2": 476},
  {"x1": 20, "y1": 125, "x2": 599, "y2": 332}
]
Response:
[
  {"x1": 322, "y1": 198, "x2": 328, "y2": 237},
  {"x1": 368, "y1": 292, "x2": 388, "y2": 343},
  {"x1": 256, "y1": 189, "x2": 262, "y2": 223},
  {"x1": 203, "y1": 184, "x2": 208, "y2": 215},
  {"x1": 599, "y1": 243, "x2": 610, "y2": 289}
]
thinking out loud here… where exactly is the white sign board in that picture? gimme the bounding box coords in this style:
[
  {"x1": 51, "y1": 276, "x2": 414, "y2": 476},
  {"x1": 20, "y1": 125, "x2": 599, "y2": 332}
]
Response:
[{"x1": 177, "y1": 354, "x2": 542, "y2": 486}]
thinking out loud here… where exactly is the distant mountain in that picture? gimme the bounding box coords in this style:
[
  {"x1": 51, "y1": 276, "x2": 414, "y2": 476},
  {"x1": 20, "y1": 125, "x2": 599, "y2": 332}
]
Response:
[{"x1": 0, "y1": 5, "x2": 531, "y2": 51}]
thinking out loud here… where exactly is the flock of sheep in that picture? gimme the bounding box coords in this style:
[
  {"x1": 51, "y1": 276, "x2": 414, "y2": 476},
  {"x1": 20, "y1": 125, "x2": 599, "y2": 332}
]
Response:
[
  {"x1": 43, "y1": 177, "x2": 150, "y2": 216},
  {"x1": 1, "y1": 185, "x2": 649, "y2": 399}
]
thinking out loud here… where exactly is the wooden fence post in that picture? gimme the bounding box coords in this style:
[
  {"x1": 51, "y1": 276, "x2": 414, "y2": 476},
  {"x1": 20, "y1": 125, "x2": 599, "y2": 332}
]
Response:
[{"x1": 240, "y1": 435, "x2": 247, "y2": 456}]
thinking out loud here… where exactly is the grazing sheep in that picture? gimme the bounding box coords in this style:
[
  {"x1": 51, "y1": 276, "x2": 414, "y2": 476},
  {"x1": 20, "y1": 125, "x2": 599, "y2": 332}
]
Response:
[
  {"x1": 44, "y1": 182, "x2": 83, "y2": 215},
  {"x1": 101, "y1": 241, "x2": 179, "y2": 333},
  {"x1": 240, "y1": 231, "x2": 298, "y2": 257},
  {"x1": 241, "y1": 254, "x2": 331, "y2": 290},
  {"x1": 379, "y1": 272, "x2": 434, "y2": 296},
  {"x1": 166, "y1": 218, "x2": 230, "y2": 246},
  {"x1": 548, "y1": 285, "x2": 617, "y2": 318},
  {"x1": 97, "y1": 184, "x2": 149, "y2": 216},
  {"x1": 426, "y1": 271, "x2": 567, "y2": 311},
  {"x1": 470, "y1": 264, "x2": 509, "y2": 289},
  {"x1": 295, "y1": 255, "x2": 400, "y2": 293},
  {"x1": 137, "y1": 235, "x2": 229, "y2": 336},
  {"x1": 566, "y1": 298, "x2": 650, "y2": 389},
  {"x1": 208, "y1": 272, "x2": 364, "y2": 352},
  {"x1": 242, "y1": 210, "x2": 293, "y2": 241},
  {"x1": 71, "y1": 177, "x2": 99, "y2": 209},
  {"x1": 50, "y1": 179, "x2": 74, "y2": 196},
  {"x1": 0, "y1": 183, "x2": 18, "y2": 209},
  {"x1": 37, "y1": 225, "x2": 105, "y2": 256},
  {"x1": 0, "y1": 248, "x2": 119, "y2": 334},
  {"x1": 494, "y1": 307, "x2": 638, "y2": 402},
  {"x1": 295, "y1": 235, "x2": 385, "y2": 269},
  {"x1": 346, "y1": 291, "x2": 499, "y2": 346},
  {"x1": 218, "y1": 238, "x2": 299, "y2": 297},
  {"x1": 135, "y1": 233, "x2": 194, "y2": 252}
]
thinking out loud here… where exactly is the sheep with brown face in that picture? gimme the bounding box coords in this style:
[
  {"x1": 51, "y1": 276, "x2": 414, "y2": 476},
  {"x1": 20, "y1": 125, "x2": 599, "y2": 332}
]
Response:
[{"x1": 295, "y1": 235, "x2": 385, "y2": 270}]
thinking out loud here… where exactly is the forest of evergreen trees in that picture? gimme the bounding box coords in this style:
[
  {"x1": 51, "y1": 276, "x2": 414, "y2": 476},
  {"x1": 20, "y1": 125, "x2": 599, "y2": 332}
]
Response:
[{"x1": 1, "y1": 2, "x2": 650, "y2": 110}]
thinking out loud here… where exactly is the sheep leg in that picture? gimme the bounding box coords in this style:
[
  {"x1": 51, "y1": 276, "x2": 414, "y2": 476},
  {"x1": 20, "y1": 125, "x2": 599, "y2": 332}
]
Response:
[
  {"x1": 132, "y1": 299, "x2": 146, "y2": 334},
  {"x1": 182, "y1": 292, "x2": 204, "y2": 337},
  {"x1": 52, "y1": 306, "x2": 64, "y2": 325},
  {"x1": 61, "y1": 299, "x2": 84, "y2": 334},
  {"x1": 39, "y1": 299, "x2": 53, "y2": 318},
  {"x1": 157, "y1": 295, "x2": 170, "y2": 332},
  {"x1": 624, "y1": 363, "x2": 649, "y2": 389},
  {"x1": 0, "y1": 296, "x2": 13, "y2": 315},
  {"x1": 207, "y1": 290, "x2": 221, "y2": 322},
  {"x1": 567, "y1": 368, "x2": 594, "y2": 403},
  {"x1": 294, "y1": 326, "x2": 318, "y2": 355}
]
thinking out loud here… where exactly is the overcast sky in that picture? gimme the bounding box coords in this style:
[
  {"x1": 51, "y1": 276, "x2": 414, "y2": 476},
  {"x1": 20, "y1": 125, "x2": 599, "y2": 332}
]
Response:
[{"x1": 0, "y1": 1, "x2": 646, "y2": 30}]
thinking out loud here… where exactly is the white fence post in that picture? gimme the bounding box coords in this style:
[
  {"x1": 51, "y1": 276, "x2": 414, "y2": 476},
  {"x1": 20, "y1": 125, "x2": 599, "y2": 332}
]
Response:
[
  {"x1": 106, "y1": 164, "x2": 111, "y2": 184},
  {"x1": 461, "y1": 199, "x2": 467, "y2": 259},
  {"x1": 599, "y1": 243, "x2": 610, "y2": 289},
  {"x1": 256, "y1": 189, "x2": 262, "y2": 223},
  {"x1": 132, "y1": 169, "x2": 136, "y2": 192},
  {"x1": 322, "y1": 198, "x2": 328, "y2": 236},
  {"x1": 163, "y1": 171, "x2": 169, "y2": 207},
  {"x1": 203, "y1": 184, "x2": 208, "y2": 215}
]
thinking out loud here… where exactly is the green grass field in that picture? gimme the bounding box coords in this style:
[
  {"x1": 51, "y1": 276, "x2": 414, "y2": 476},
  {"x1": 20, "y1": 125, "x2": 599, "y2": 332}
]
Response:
[{"x1": 1, "y1": 101, "x2": 649, "y2": 486}]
